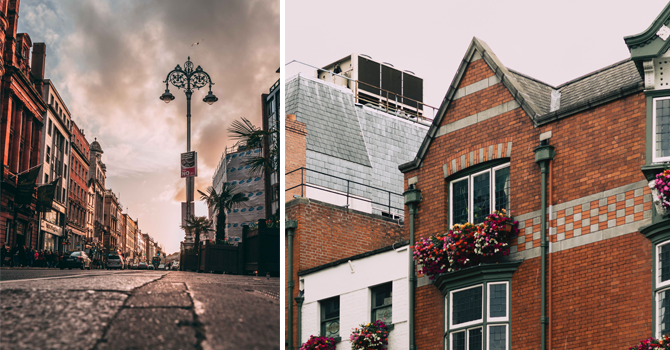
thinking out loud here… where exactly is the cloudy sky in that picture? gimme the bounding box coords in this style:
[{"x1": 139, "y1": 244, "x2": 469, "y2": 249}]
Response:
[
  {"x1": 18, "y1": 0, "x2": 279, "y2": 254},
  {"x1": 287, "y1": 0, "x2": 669, "y2": 109}
]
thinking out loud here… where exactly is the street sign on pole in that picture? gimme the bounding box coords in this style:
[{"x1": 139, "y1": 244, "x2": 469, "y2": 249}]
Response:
[{"x1": 181, "y1": 152, "x2": 197, "y2": 178}]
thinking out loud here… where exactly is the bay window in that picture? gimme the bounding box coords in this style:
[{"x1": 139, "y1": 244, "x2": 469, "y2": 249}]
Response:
[{"x1": 450, "y1": 163, "x2": 510, "y2": 226}]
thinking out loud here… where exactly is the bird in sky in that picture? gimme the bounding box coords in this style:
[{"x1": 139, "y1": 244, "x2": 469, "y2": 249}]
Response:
[{"x1": 191, "y1": 39, "x2": 204, "y2": 46}]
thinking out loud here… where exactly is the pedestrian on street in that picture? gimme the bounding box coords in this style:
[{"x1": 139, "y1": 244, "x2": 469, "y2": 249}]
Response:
[
  {"x1": 25, "y1": 248, "x2": 33, "y2": 267},
  {"x1": 0, "y1": 245, "x2": 5, "y2": 267},
  {"x1": 18, "y1": 245, "x2": 25, "y2": 267},
  {"x1": 45, "y1": 250, "x2": 52, "y2": 268},
  {"x1": 12, "y1": 247, "x2": 19, "y2": 267}
]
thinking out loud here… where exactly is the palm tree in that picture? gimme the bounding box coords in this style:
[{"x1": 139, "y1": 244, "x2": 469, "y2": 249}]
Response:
[
  {"x1": 180, "y1": 216, "x2": 213, "y2": 253},
  {"x1": 198, "y1": 183, "x2": 249, "y2": 243},
  {"x1": 228, "y1": 117, "x2": 278, "y2": 177}
]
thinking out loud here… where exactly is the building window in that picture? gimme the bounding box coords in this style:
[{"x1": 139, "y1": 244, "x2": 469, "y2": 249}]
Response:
[
  {"x1": 48, "y1": 119, "x2": 52, "y2": 135},
  {"x1": 371, "y1": 283, "x2": 392, "y2": 324},
  {"x1": 46, "y1": 146, "x2": 51, "y2": 163},
  {"x1": 654, "y1": 97, "x2": 670, "y2": 163},
  {"x1": 446, "y1": 282, "x2": 510, "y2": 350},
  {"x1": 657, "y1": 240, "x2": 670, "y2": 337},
  {"x1": 320, "y1": 296, "x2": 340, "y2": 338},
  {"x1": 450, "y1": 163, "x2": 510, "y2": 226}
]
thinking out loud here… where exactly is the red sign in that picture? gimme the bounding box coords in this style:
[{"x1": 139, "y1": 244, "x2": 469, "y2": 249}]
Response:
[{"x1": 181, "y1": 152, "x2": 197, "y2": 178}]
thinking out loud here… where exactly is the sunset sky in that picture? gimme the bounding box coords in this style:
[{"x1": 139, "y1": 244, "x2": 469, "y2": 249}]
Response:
[{"x1": 18, "y1": 0, "x2": 279, "y2": 253}]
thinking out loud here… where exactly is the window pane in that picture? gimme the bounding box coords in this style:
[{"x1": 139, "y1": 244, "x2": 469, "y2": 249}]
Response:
[
  {"x1": 660, "y1": 289, "x2": 670, "y2": 335},
  {"x1": 657, "y1": 99, "x2": 670, "y2": 158},
  {"x1": 452, "y1": 286, "x2": 482, "y2": 325},
  {"x1": 468, "y1": 328, "x2": 482, "y2": 350},
  {"x1": 374, "y1": 306, "x2": 392, "y2": 324},
  {"x1": 489, "y1": 284, "x2": 507, "y2": 318},
  {"x1": 323, "y1": 298, "x2": 339, "y2": 319},
  {"x1": 472, "y1": 172, "x2": 490, "y2": 224},
  {"x1": 489, "y1": 325, "x2": 507, "y2": 350},
  {"x1": 373, "y1": 284, "x2": 392, "y2": 307},
  {"x1": 323, "y1": 320, "x2": 340, "y2": 338},
  {"x1": 660, "y1": 244, "x2": 670, "y2": 283},
  {"x1": 452, "y1": 179, "x2": 469, "y2": 225},
  {"x1": 494, "y1": 167, "x2": 510, "y2": 213},
  {"x1": 452, "y1": 331, "x2": 466, "y2": 350}
]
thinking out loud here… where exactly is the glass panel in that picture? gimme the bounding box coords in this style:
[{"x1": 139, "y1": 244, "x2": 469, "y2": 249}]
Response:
[
  {"x1": 489, "y1": 325, "x2": 507, "y2": 350},
  {"x1": 323, "y1": 298, "x2": 340, "y2": 320},
  {"x1": 452, "y1": 179, "x2": 469, "y2": 225},
  {"x1": 452, "y1": 331, "x2": 466, "y2": 350},
  {"x1": 494, "y1": 167, "x2": 510, "y2": 213},
  {"x1": 323, "y1": 319, "x2": 340, "y2": 338},
  {"x1": 472, "y1": 172, "x2": 490, "y2": 224},
  {"x1": 660, "y1": 244, "x2": 670, "y2": 283},
  {"x1": 657, "y1": 99, "x2": 670, "y2": 158},
  {"x1": 452, "y1": 286, "x2": 482, "y2": 325},
  {"x1": 373, "y1": 284, "x2": 392, "y2": 307},
  {"x1": 374, "y1": 306, "x2": 392, "y2": 324},
  {"x1": 468, "y1": 328, "x2": 482, "y2": 350},
  {"x1": 489, "y1": 284, "x2": 507, "y2": 318},
  {"x1": 660, "y1": 290, "x2": 670, "y2": 335}
]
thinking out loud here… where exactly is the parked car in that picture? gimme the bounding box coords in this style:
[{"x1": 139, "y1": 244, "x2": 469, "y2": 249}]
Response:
[
  {"x1": 171, "y1": 262, "x2": 179, "y2": 270},
  {"x1": 138, "y1": 261, "x2": 148, "y2": 270},
  {"x1": 131, "y1": 262, "x2": 138, "y2": 269},
  {"x1": 158, "y1": 264, "x2": 165, "y2": 270},
  {"x1": 147, "y1": 264, "x2": 154, "y2": 270},
  {"x1": 60, "y1": 251, "x2": 92, "y2": 270},
  {"x1": 106, "y1": 254, "x2": 125, "y2": 270}
]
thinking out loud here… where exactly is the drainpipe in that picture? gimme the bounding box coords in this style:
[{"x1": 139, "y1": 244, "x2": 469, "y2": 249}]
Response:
[
  {"x1": 403, "y1": 185, "x2": 422, "y2": 350},
  {"x1": 534, "y1": 140, "x2": 554, "y2": 350},
  {"x1": 286, "y1": 219, "x2": 298, "y2": 350},
  {"x1": 295, "y1": 290, "x2": 304, "y2": 347}
]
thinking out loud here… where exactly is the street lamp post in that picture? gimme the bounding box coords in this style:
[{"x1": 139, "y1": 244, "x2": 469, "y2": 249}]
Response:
[{"x1": 161, "y1": 57, "x2": 218, "y2": 244}]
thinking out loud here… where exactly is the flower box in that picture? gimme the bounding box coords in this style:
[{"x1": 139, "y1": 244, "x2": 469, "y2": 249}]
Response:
[{"x1": 413, "y1": 209, "x2": 520, "y2": 279}]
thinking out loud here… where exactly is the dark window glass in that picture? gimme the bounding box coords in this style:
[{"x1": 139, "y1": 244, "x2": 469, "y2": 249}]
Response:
[
  {"x1": 660, "y1": 244, "x2": 670, "y2": 283},
  {"x1": 452, "y1": 179, "x2": 469, "y2": 225},
  {"x1": 657, "y1": 99, "x2": 670, "y2": 159},
  {"x1": 494, "y1": 167, "x2": 510, "y2": 212},
  {"x1": 489, "y1": 284, "x2": 507, "y2": 318},
  {"x1": 453, "y1": 331, "x2": 466, "y2": 350},
  {"x1": 472, "y1": 172, "x2": 490, "y2": 224},
  {"x1": 661, "y1": 289, "x2": 670, "y2": 335},
  {"x1": 371, "y1": 283, "x2": 392, "y2": 324},
  {"x1": 489, "y1": 325, "x2": 506, "y2": 350},
  {"x1": 453, "y1": 286, "x2": 482, "y2": 325},
  {"x1": 321, "y1": 297, "x2": 340, "y2": 338},
  {"x1": 468, "y1": 328, "x2": 482, "y2": 350}
]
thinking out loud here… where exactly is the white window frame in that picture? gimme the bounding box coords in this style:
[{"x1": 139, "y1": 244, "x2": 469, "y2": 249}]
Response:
[
  {"x1": 653, "y1": 96, "x2": 670, "y2": 163},
  {"x1": 486, "y1": 282, "x2": 509, "y2": 323},
  {"x1": 486, "y1": 324, "x2": 508, "y2": 350},
  {"x1": 450, "y1": 326, "x2": 483, "y2": 350},
  {"x1": 658, "y1": 240, "x2": 670, "y2": 289},
  {"x1": 449, "y1": 163, "x2": 510, "y2": 227},
  {"x1": 449, "y1": 284, "x2": 484, "y2": 330}
]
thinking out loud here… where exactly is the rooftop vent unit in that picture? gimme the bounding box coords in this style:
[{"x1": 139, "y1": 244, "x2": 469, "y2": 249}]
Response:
[{"x1": 317, "y1": 53, "x2": 424, "y2": 115}]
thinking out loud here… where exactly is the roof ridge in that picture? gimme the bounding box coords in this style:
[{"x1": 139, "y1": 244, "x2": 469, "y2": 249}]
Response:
[
  {"x1": 506, "y1": 68, "x2": 556, "y2": 89},
  {"x1": 556, "y1": 57, "x2": 633, "y2": 89}
]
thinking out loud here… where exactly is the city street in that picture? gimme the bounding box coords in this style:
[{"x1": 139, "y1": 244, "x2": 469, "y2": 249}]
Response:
[{"x1": 0, "y1": 269, "x2": 279, "y2": 350}]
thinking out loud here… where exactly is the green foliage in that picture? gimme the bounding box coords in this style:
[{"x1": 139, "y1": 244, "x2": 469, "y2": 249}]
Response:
[{"x1": 198, "y1": 184, "x2": 248, "y2": 242}]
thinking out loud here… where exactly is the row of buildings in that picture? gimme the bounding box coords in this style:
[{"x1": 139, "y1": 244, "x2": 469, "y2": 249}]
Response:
[
  {"x1": 286, "y1": 2, "x2": 670, "y2": 349},
  {"x1": 0, "y1": 0, "x2": 163, "y2": 263}
]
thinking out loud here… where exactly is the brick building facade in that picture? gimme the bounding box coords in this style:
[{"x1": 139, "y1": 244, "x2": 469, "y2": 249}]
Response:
[
  {"x1": 394, "y1": 12, "x2": 670, "y2": 349},
  {"x1": 0, "y1": 0, "x2": 47, "y2": 250},
  {"x1": 66, "y1": 121, "x2": 88, "y2": 251}
]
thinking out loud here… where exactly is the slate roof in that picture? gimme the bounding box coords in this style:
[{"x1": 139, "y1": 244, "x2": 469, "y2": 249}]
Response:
[
  {"x1": 286, "y1": 75, "x2": 371, "y2": 167},
  {"x1": 508, "y1": 58, "x2": 643, "y2": 121}
]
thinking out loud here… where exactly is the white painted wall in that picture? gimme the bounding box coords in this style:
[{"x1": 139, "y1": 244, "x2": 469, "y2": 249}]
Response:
[{"x1": 299, "y1": 246, "x2": 409, "y2": 350}]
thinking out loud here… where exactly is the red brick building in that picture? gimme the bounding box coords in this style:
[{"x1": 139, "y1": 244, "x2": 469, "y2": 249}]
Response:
[
  {"x1": 0, "y1": 0, "x2": 48, "y2": 249},
  {"x1": 67, "y1": 121, "x2": 89, "y2": 250},
  {"x1": 396, "y1": 7, "x2": 670, "y2": 349}
]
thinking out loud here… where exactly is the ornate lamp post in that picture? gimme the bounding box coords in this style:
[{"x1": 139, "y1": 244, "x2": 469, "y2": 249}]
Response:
[{"x1": 161, "y1": 57, "x2": 218, "y2": 244}]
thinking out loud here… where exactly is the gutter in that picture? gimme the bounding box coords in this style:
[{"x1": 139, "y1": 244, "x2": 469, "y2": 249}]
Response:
[
  {"x1": 403, "y1": 185, "x2": 422, "y2": 350},
  {"x1": 534, "y1": 139, "x2": 555, "y2": 350},
  {"x1": 286, "y1": 219, "x2": 298, "y2": 350}
]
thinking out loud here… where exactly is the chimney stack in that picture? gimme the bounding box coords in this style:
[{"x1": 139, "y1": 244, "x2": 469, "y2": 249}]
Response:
[{"x1": 31, "y1": 42, "x2": 46, "y2": 80}]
